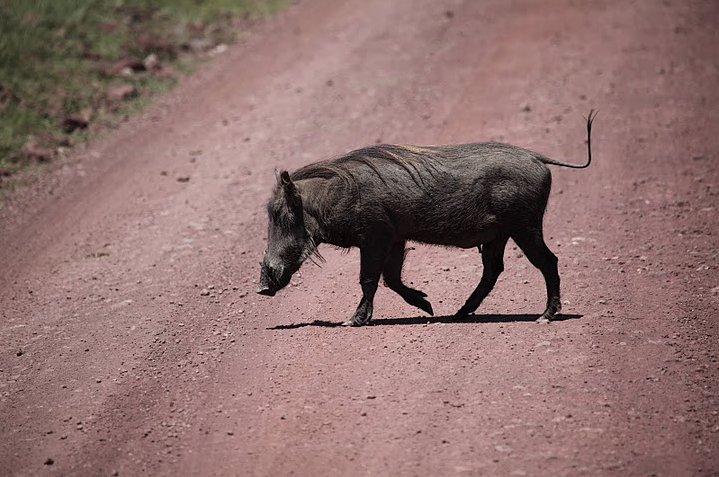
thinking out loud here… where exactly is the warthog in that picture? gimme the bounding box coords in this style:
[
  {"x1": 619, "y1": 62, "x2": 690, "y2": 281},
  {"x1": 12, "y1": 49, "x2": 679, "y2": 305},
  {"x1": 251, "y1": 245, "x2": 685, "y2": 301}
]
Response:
[{"x1": 258, "y1": 111, "x2": 596, "y2": 326}]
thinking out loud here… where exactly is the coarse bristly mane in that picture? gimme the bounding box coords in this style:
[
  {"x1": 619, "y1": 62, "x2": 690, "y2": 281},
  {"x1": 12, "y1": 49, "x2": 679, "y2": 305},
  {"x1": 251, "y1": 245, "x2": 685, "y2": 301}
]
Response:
[{"x1": 289, "y1": 144, "x2": 442, "y2": 187}]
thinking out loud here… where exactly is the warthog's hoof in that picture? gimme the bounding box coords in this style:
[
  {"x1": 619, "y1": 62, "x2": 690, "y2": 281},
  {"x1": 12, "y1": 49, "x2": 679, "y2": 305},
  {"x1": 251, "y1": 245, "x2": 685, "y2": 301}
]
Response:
[
  {"x1": 342, "y1": 316, "x2": 371, "y2": 326},
  {"x1": 418, "y1": 300, "x2": 434, "y2": 316},
  {"x1": 537, "y1": 298, "x2": 561, "y2": 323}
]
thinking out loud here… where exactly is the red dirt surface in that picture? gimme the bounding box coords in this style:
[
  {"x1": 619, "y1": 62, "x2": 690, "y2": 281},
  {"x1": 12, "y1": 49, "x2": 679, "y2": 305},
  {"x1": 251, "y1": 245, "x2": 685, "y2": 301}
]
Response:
[{"x1": 1, "y1": 0, "x2": 717, "y2": 475}]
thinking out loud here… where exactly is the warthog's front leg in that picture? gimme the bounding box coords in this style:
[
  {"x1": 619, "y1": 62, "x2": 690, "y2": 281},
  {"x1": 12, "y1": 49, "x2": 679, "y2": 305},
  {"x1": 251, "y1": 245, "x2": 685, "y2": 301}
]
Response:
[
  {"x1": 344, "y1": 238, "x2": 391, "y2": 326},
  {"x1": 383, "y1": 241, "x2": 433, "y2": 316}
]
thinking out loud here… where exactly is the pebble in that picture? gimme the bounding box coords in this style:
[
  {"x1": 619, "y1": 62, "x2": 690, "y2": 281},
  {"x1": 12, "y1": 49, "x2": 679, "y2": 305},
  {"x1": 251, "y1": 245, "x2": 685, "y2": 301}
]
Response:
[
  {"x1": 106, "y1": 84, "x2": 137, "y2": 102},
  {"x1": 143, "y1": 53, "x2": 159, "y2": 70},
  {"x1": 200, "y1": 289, "x2": 210, "y2": 296},
  {"x1": 44, "y1": 458, "x2": 54, "y2": 466}
]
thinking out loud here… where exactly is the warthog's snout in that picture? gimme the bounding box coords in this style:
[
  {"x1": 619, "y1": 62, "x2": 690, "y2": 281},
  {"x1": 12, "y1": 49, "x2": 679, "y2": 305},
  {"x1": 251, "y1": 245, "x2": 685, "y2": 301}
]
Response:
[{"x1": 256, "y1": 285, "x2": 276, "y2": 297}]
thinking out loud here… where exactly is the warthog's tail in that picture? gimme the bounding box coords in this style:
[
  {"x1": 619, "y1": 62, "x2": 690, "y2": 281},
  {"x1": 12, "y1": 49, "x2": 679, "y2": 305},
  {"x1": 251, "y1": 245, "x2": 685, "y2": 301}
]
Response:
[{"x1": 537, "y1": 109, "x2": 596, "y2": 169}]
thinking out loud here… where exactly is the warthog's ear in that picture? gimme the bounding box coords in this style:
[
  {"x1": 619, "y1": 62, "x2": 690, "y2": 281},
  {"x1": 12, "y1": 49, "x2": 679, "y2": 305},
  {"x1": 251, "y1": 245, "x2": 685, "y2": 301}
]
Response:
[
  {"x1": 276, "y1": 170, "x2": 299, "y2": 202},
  {"x1": 279, "y1": 170, "x2": 292, "y2": 186}
]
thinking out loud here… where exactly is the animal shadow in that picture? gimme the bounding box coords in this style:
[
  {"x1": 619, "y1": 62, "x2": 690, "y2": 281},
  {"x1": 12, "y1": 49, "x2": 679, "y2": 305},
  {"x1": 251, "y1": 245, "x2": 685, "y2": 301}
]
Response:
[{"x1": 267, "y1": 313, "x2": 582, "y2": 330}]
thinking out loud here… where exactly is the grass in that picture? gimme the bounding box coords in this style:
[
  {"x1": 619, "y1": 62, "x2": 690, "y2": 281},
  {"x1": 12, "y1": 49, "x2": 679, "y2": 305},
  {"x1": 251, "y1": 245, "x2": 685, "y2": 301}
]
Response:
[{"x1": 0, "y1": 0, "x2": 285, "y2": 176}]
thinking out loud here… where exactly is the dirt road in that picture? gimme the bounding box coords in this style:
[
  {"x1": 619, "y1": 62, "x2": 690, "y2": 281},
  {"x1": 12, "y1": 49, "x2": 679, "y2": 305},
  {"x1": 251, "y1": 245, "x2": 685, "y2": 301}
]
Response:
[{"x1": 1, "y1": 0, "x2": 717, "y2": 475}]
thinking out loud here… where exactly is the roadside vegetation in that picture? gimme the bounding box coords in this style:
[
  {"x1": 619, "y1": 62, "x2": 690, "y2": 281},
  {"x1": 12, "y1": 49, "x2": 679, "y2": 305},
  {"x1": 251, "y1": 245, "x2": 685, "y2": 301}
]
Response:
[{"x1": 0, "y1": 0, "x2": 285, "y2": 180}]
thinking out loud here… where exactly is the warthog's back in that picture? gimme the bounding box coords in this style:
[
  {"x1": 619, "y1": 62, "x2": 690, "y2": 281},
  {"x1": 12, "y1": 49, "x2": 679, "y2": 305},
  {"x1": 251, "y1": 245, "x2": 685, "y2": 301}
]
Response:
[{"x1": 292, "y1": 142, "x2": 553, "y2": 248}]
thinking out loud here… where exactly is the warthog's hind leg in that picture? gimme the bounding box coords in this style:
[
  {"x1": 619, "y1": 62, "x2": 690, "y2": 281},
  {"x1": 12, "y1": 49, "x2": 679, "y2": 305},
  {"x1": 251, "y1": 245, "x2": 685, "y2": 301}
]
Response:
[
  {"x1": 454, "y1": 235, "x2": 509, "y2": 318},
  {"x1": 512, "y1": 229, "x2": 561, "y2": 323}
]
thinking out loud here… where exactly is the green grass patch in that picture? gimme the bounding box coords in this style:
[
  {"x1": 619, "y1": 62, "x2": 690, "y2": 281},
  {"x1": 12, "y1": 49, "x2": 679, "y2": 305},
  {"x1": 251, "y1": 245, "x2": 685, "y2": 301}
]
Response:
[{"x1": 0, "y1": 0, "x2": 285, "y2": 176}]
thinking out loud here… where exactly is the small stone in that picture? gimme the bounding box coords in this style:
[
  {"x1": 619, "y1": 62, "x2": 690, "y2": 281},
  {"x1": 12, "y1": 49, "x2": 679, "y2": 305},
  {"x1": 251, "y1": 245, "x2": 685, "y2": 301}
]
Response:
[
  {"x1": 187, "y1": 38, "x2": 212, "y2": 52},
  {"x1": 16, "y1": 349, "x2": 23, "y2": 357},
  {"x1": 210, "y1": 44, "x2": 228, "y2": 56},
  {"x1": 106, "y1": 84, "x2": 138, "y2": 103},
  {"x1": 177, "y1": 176, "x2": 190, "y2": 183},
  {"x1": 44, "y1": 458, "x2": 54, "y2": 466},
  {"x1": 20, "y1": 142, "x2": 55, "y2": 162},
  {"x1": 495, "y1": 444, "x2": 513, "y2": 453},
  {"x1": 111, "y1": 58, "x2": 145, "y2": 75},
  {"x1": 143, "y1": 53, "x2": 160, "y2": 71},
  {"x1": 200, "y1": 289, "x2": 210, "y2": 296},
  {"x1": 62, "y1": 112, "x2": 90, "y2": 133}
]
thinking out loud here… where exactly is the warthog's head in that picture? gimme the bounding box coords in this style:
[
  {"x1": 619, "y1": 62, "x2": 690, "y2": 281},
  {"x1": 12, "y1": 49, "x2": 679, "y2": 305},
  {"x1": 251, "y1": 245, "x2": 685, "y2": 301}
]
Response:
[{"x1": 257, "y1": 171, "x2": 317, "y2": 296}]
